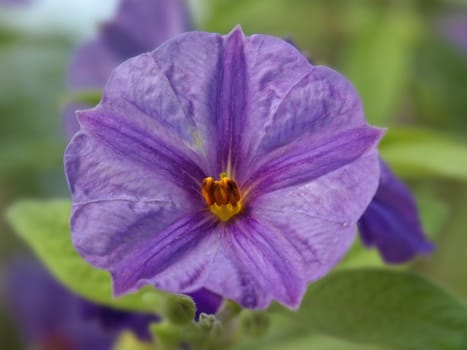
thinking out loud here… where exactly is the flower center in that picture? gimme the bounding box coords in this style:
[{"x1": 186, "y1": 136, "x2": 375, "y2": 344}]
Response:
[{"x1": 201, "y1": 175, "x2": 243, "y2": 222}]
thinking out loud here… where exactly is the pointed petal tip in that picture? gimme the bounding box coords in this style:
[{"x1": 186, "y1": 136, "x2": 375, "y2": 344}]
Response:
[
  {"x1": 228, "y1": 24, "x2": 246, "y2": 37},
  {"x1": 75, "y1": 106, "x2": 97, "y2": 124},
  {"x1": 372, "y1": 126, "x2": 387, "y2": 142},
  {"x1": 365, "y1": 126, "x2": 386, "y2": 150}
]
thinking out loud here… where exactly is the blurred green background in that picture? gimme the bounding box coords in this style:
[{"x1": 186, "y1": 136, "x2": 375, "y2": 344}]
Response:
[{"x1": 0, "y1": 0, "x2": 466, "y2": 349}]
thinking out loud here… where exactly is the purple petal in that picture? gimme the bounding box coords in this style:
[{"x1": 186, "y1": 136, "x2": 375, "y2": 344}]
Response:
[
  {"x1": 148, "y1": 31, "x2": 224, "y2": 176},
  {"x1": 68, "y1": 0, "x2": 192, "y2": 89},
  {"x1": 247, "y1": 153, "x2": 380, "y2": 305},
  {"x1": 6, "y1": 260, "x2": 116, "y2": 350},
  {"x1": 69, "y1": 39, "x2": 120, "y2": 90},
  {"x1": 244, "y1": 126, "x2": 383, "y2": 195},
  {"x1": 108, "y1": 213, "x2": 219, "y2": 296},
  {"x1": 102, "y1": 0, "x2": 192, "y2": 57},
  {"x1": 148, "y1": 27, "x2": 369, "y2": 178},
  {"x1": 186, "y1": 289, "x2": 223, "y2": 318},
  {"x1": 62, "y1": 103, "x2": 87, "y2": 139},
  {"x1": 75, "y1": 102, "x2": 207, "y2": 187},
  {"x1": 203, "y1": 217, "x2": 309, "y2": 309},
  {"x1": 215, "y1": 26, "x2": 248, "y2": 174},
  {"x1": 65, "y1": 131, "x2": 203, "y2": 273},
  {"x1": 79, "y1": 302, "x2": 158, "y2": 341},
  {"x1": 65, "y1": 131, "x2": 200, "y2": 206},
  {"x1": 358, "y1": 160, "x2": 435, "y2": 263},
  {"x1": 211, "y1": 28, "x2": 367, "y2": 180}
]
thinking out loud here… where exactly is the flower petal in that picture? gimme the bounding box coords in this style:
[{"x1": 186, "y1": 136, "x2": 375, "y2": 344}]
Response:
[
  {"x1": 63, "y1": 103, "x2": 85, "y2": 139},
  {"x1": 212, "y1": 28, "x2": 366, "y2": 179},
  {"x1": 239, "y1": 65, "x2": 367, "y2": 176},
  {"x1": 147, "y1": 31, "x2": 225, "y2": 175},
  {"x1": 141, "y1": 27, "x2": 367, "y2": 178},
  {"x1": 186, "y1": 289, "x2": 222, "y2": 318},
  {"x1": 203, "y1": 217, "x2": 308, "y2": 309},
  {"x1": 65, "y1": 131, "x2": 200, "y2": 205},
  {"x1": 358, "y1": 160, "x2": 435, "y2": 263},
  {"x1": 68, "y1": 39, "x2": 120, "y2": 90},
  {"x1": 245, "y1": 126, "x2": 383, "y2": 195},
  {"x1": 6, "y1": 260, "x2": 117, "y2": 349},
  {"x1": 102, "y1": 0, "x2": 192, "y2": 59},
  {"x1": 87, "y1": 27, "x2": 368, "y2": 180},
  {"x1": 247, "y1": 153, "x2": 380, "y2": 300},
  {"x1": 105, "y1": 212, "x2": 219, "y2": 296},
  {"x1": 66, "y1": 132, "x2": 204, "y2": 271},
  {"x1": 76, "y1": 101, "x2": 205, "y2": 192}
]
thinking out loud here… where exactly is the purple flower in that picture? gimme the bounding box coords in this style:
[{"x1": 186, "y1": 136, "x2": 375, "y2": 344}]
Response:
[
  {"x1": 438, "y1": 12, "x2": 467, "y2": 56},
  {"x1": 64, "y1": 0, "x2": 191, "y2": 136},
  {"x1": 358, "y1": 160, "x2": 434, "y2": 263},
  {"x1": 79, "y1": 302, "x2": 158, "y2": 342},
  {"x1": 65, "y1": 27, "x2": 383, "y2": 309},
  {"x1": 6, "y1": 259, "x2": 220, "y2": 349},
  {"x1": 6, "y1": 260, "x2": 117, "y2": 350}
]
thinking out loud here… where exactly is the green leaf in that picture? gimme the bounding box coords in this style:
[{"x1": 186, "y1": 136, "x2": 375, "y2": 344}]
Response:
[
  {"x1": 379, "y1": 128, "x2": 467, "y2": 181},
  {"x1": 272, "y1": 269, "x2": 467, "y2": 350},
  {"x1": 263, "y1": 334, "x2": 387, "y2": 350},
  {"x1": 414, "y1": 186, "x2": 467, "y2": 300},
  {"x1": 5, "y1": 199, "x2": 195, "y2": 317},
  {"x1": 236, "y1": 314, "x2": 387, "y2": 350},
  {"x1": 339, "y1": 11, "x2": 417, "y2": 124},
  {"x1": 246, "y1": 334, "x2": 388, "y2": 350}
]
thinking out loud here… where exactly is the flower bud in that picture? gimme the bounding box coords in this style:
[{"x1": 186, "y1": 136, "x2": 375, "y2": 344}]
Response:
[{"x1": 164, "y1": 294, "x2": 196, "y2": 325}]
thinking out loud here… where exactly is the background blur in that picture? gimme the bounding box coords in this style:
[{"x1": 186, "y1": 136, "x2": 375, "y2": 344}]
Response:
[{"x1": 0, "y1": 0, "x2": 466, "y2": 349}]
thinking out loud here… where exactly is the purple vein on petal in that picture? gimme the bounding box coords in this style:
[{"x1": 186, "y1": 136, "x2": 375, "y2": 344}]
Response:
[
  {"x1": 111, "y1": 212, "x2": 218, "y2": 295},
  {"x1": 217, "y1": 26, "x2": 249, "y2": 175},
  {"x1": 245, "y1": 127, "x2": 384, "y2": 196},
  {"x1": 77, "y1": 109, "x2": 206, "y2": 191}
]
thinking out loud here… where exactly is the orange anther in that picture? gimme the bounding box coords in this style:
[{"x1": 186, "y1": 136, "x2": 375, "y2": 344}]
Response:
[
  {"x1": 201, "y1": 177, "x2": 215, "y2": 206},
  {"x1": 201, "y1": 176, "x2": 241, "y2": 207}
]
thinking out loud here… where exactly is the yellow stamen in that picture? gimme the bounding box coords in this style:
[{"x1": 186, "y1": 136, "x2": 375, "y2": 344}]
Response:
[{"x1": 201, "y1": 176, "x2": 243, "y2": 222}]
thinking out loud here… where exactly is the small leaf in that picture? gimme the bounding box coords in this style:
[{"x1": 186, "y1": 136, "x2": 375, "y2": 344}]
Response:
[
  {"x1": 5, "y1": 199, "x2": 194, "y2": 317},
  {"x1": 272, "y1": 269, "x2": 467, "y2": 350}
]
